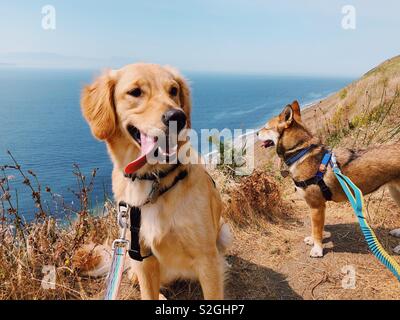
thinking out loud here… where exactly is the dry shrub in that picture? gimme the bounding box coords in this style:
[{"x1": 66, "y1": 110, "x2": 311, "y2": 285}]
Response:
[{"x1": 222, "y1": 169, "x2": 290, "y2": 227}]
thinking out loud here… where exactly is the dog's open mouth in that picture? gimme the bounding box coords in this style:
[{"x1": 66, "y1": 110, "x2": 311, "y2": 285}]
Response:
[
  {"x1": 125, "y1": 125, "x2": 178, "y2": 175},
  {"x1": 127, "y1": 125, "x2": 142, "y2": 146},
  {"x1": 261, "y1": 140, "x2": 275, "y2": 149}
]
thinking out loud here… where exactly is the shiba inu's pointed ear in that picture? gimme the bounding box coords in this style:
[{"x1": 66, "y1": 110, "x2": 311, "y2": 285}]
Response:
[
  {"x1": 291, "y1": 100, "x2": 302, "y2": 122},
  {"x1": 81, "y1": 70, "x2": 117, "y2": 140},
  {"x1": 279, "y1": 105, "x2": 294, "y2": 128},
  {"x1": 164, "y1": 66, "x2": 192, "y2": 129}
]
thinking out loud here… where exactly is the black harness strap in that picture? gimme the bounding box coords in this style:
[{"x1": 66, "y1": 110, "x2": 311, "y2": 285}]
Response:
[
  {"x1": 294, "y1": 175, "x2": 333, "y2": 201},
  {"x1": 128, "y1": 206, "x2": 152, "y2": 261}
]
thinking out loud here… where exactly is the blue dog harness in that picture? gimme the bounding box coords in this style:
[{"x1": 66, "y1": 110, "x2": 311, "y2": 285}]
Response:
[
  {"x1": 284, "y1": 145, "x2": 333, "y2": 201},
  {"x1": 284, "y1": 144, "x2": 319, "y2": 167}
]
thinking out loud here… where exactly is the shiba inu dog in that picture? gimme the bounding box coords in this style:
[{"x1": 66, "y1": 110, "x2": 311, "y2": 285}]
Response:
[
  {"x1": 79, "y1": 63, "x2": 232, "y2": 299},
  {"x1": 258, "y1": 101, "x2": 400, "y2": 257}
]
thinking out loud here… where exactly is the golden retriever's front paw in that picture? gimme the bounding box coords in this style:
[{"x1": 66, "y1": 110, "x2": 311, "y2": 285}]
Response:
[
  {"x1": 159, "y1": 293, "x2": 167, "y2": 300},
  {"x1": 304, "y1": 236, "x2": 314, "y2": 246},
  {"x1": 309, "y1": 245, "x2": 323, "y2": 258},
  {"x1": 390, "y1": 228, "x2": 400, "y2": 238}
]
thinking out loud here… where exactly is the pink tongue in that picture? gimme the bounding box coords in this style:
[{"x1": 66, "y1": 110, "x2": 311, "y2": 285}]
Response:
[{"x1": 124, "y1": 132, "x2": 157, "y2": 175}]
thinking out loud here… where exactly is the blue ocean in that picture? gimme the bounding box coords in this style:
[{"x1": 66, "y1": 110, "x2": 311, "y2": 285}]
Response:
[{"x1": 0, "y1": 68, "x2": 352, "y2": 220}]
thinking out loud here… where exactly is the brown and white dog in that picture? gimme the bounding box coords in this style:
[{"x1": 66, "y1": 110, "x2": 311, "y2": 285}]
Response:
[
  {"x1": 258, "y1": 101, "x2": 400, "y2": 258},
  {"x1": 79, "y1": 63, "x2": 231, "y2": 299}
]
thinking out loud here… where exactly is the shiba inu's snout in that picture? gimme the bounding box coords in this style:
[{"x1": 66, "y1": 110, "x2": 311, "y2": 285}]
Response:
[{"x1": 257, "y1": 120, "x2": 280, "y2": 149}]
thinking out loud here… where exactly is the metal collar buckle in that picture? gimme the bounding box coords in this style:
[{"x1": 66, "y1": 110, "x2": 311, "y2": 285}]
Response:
[{"x1": 148, "y1": 173, "x2": 161, "y2": 203}]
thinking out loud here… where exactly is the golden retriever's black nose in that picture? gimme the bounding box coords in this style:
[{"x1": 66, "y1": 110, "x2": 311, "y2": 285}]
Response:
[{"x1": 162, "y1": 109, "x2": 187, "y2": 132}]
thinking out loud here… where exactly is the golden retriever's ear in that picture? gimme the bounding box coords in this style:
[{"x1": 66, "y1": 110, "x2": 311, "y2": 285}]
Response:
[
  {"x1": 81, "y1": 71, "x2": 117, "y2": 140},
  {"x1": 164, "y1": 66, "x2": 192, "y2": 128},
  {"x1": 291, "y1": 100, "x2": 302, "y2": 122}
]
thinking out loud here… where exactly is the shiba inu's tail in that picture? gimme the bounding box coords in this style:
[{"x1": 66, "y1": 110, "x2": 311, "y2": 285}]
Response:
[{"x1": 217, "y1": 219, "x2": 233, "y2": 254}]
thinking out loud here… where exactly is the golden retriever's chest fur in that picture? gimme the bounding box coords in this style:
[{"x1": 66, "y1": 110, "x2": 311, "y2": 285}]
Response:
[
  {"x1": 119, "y1": 174, "x2": 209, "y2": 282},
  {"x1": 122, "y1": 178, "x2": 172, "y2": 245}
]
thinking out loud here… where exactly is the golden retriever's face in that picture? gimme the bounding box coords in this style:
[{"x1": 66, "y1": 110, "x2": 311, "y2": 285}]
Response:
[
  {"x1": 81, "y1": 63, "x2": 191, "y2": 154},
  {"x1": 114, "y1": 64, "x2": 190, "y2": 145}
]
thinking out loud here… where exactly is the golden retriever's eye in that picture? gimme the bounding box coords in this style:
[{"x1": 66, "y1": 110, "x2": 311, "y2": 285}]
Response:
[
  {"x1": 169, "y1": 86, "x2": 178, "y2": 97},
  {"x1": 128, "y1": 88, "x2": 142, "y2": 98}
]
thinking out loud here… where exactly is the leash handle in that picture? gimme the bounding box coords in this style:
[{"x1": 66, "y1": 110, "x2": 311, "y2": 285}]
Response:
[{"x1": 104, "y1": 239, "x2": 129, "y2": 300}]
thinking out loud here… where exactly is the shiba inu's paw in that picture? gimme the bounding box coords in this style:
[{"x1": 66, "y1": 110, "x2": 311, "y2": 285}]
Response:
[
  {"x1": 310, "y1": 245, "x2": 323, "y2": 258},
  {"x1": 393, "y1": 244, "x2": 400, "y2": 254},
  {"x1": 390, "y1": 228, "x2": 400, "y2": 238},
  {"x1": 304, "y1": 236, "x2": 314, "y2": 246},
  {"x1": 159, "y1": 293, "x2": 167, "y2": 300}
]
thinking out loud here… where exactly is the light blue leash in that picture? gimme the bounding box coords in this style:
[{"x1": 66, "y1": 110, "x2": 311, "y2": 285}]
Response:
[
  {"x1": 331, "y1": 153, "x2": 400, "y2": 281},
  {"x1": 104, "y1": 204, "x2": 130, "y2": 300}
]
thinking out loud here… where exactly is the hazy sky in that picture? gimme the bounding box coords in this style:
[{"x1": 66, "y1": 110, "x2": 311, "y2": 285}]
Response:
[{"x1": 0, "y1": 0, "x2": 399, "y2": 76}]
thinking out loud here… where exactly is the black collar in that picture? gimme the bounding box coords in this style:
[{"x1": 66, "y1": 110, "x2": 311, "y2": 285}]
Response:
[
  {"x1": 124, "y1": 163, "x2": 181, "y2": 181},
  {"x1": 124, "y1": 162, "x2": 189, "y2": 205},
  {"x1": 147, "y1": 169, "x2": 188, "y2": 204}
]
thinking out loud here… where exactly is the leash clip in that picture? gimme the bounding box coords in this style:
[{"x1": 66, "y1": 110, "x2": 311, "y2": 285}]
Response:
[
  {"x1": 118, "y1": 202, "x2": 130, "y2": 228},
  {"x1": 112, "y1": 238, "x2": 129, "y2": 250},
  {"x1": 117, "y1": 202, "x2": 130, "y2": 240},
  {"x1": 330, "y1": 153, "x2": 339, "y2": 170}
]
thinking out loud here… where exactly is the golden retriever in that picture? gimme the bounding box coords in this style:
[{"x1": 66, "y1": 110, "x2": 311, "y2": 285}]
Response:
[{"x1": 79, "y1": 63, "x2": 231, "y2": 300}]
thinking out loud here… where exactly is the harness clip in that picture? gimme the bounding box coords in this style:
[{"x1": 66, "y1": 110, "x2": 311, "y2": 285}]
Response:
[
  {"x1": 330, "y1": 153, "x2": 339, "y2": 169},
  {"x1": 112, "y1": 239, "x2": 129, "y2": 250}
]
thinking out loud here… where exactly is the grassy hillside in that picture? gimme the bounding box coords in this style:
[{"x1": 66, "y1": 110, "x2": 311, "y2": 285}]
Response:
[{"x1": 302, "y1": 55, "x2": 400, "y2": 148}]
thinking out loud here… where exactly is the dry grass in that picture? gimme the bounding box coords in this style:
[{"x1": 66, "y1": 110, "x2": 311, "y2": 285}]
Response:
[
  {"x1": 303, "y1": 55, "x2": 400, "y2": 148},
  {"x1": 218, "y1": 169, "x2": 291, "y2": 227},
  {"x1": 0, "y1": 211, "x2": 118, "y2": 300},
  {"x1": 0, "y1": 153, "x2": 119, "y2": 300}
]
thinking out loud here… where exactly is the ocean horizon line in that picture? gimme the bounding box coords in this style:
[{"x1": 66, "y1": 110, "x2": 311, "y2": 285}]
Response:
[{"x1": 0, "y1": 64, "x2": 358, "y2": 79}]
